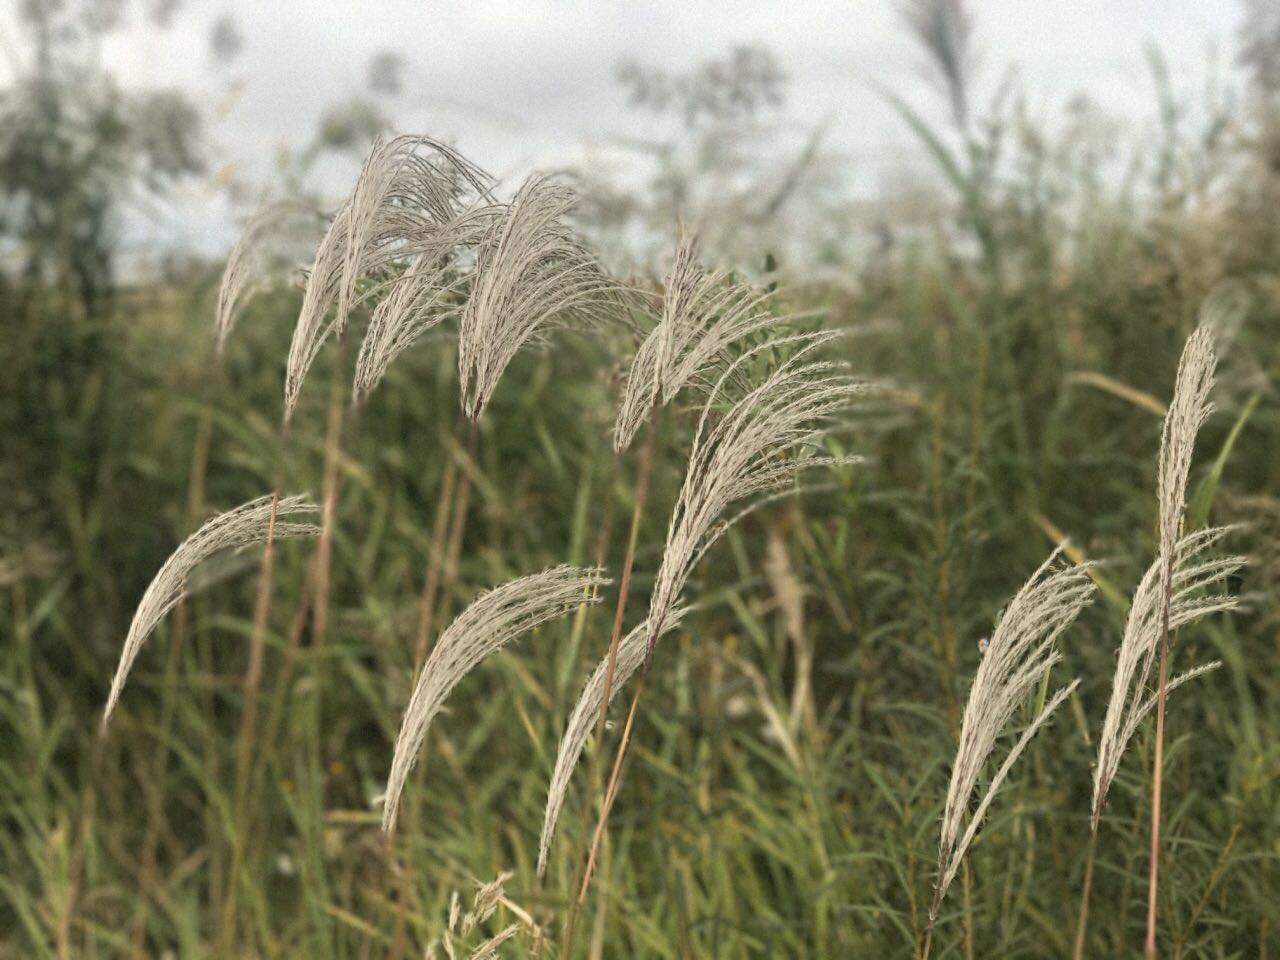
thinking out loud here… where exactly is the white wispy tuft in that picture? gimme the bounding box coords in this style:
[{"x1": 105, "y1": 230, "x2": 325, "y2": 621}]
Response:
[
  {"x1": 214, "y1": 199, "x2": 327, "y2": 358},
  {"x1": 457, "y1": 175, "x2": 620, "y2": 422},
  {"x1": 536, "y1": 608, "x2": 686, "y2": 878},
  {"x1": 642, "y1": 331, "x2": 868, "y2": 664},
  {"x1": 352, "y1": 203, "x2": 499, "y2": 404},
  {"x1": 613, "y1": 232, "x2": 789, "y2": 452},
  {"x1": 931, "y1": 551, "x2": 1095, "y2": 922},
  {"x1": 381, "y1": 565, "x2": 608, "y2": 834},
  {"x1": 537, "y1": 333, "x2": 867, "y2": 875},
  {"x1": 102, "y1": 494, "x2": 321, "y2": 728},
  {"x1": 284, "y1": 134, "x2": 492, "y2": 421},
  {"x1": 1157, "y1": 324, "x2": 1218, "y2": 568},
  {"x1": 1091, "y1": 526, "x2": 1245, "y2": 823},
  {"x1": 1090, "y1": 322, "x2": 1236, "y2": 823}
]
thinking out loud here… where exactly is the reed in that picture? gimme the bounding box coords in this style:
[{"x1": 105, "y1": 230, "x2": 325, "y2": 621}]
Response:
[
  {"x1": 101, "y1": 493, "x2": 321, "y2": 729},
  {"x1": 381, "y1": 565, "x2": 608, "y2": 834},
  {"x1": 561, "y1": 330, "x2": 869, "y2": 952},
  {"x1": 1073, "y1": 528, "x2": 1245, "y2": 959},
  {"x1": 922, "y1": 549, "x2": 1094, "y2": 959}
]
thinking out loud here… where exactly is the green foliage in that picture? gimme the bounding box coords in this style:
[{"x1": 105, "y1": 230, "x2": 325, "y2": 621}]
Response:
[{"x1": 4, "y1": 9, "x2": 1280, "y2": 959}]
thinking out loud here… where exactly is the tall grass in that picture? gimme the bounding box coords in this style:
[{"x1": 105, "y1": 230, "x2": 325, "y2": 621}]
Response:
[{"x1": 6, "y1": 12, "x2": 1280, "y2": 952}]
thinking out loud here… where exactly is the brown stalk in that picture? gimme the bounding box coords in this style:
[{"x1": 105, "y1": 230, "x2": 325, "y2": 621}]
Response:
[
  {"x1": 217, "y1": 429, "x2": 288, "y2": 952},
  {"x1": 1073, "y1": 820, "x2": 1100, "y2": 960},
  {"x1": 1144, "y1": 557, "x2": 1175, "y2": 960},
  {"x1": 439, "y1": 417, "x2": 481, "y2": 628},
  {"x1": 413, "y1": 416, "x2": 463, "y2": 672},
  {"x1": 388, "y1": 417, "x2": 479, "y2": 960},
  {"x1": 129, "y1": 387, "x2": 217, "y2": 958},
  {"x1": 309, "y1": 333, "x2": 349, "y2": 659},
  {"x1": 560, "y1": 400, "x2": 659, "y2": 954}
]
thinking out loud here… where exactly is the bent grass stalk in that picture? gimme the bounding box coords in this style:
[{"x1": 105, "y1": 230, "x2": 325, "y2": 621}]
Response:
[
  {"x1": 562, "y1": 235, "x2": 800, "y2": 942},
  {"x1": 1147, "y1": 323, "x2": 1217, "y2": 959},
  {"x1": 922, "y1": 550, "x2": 1095, "y2": 959},
  {"x1": 559, "y1": 333, "x2": 868, "y2": 953},
  {"x1": 129, "y1": 361, "x2": 220, "y2": 958}
]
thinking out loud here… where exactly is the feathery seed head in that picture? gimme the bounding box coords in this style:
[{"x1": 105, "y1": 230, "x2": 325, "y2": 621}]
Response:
[
  {"x1": 284, "y1": 134, "x2": 492, "y2": 422},
  {"x1": 381, "y1": 565, "x2": 607, "y2": 834},
  {"x1": 215, "y1": 199, "x2": 326, "y2": 359},
  {"x1": 457, "y1": 175, "x2": 620, "y2": 422},
  {"x1": 103, "y1": 494, "x2": 321, "y2": 729},
  {"x1": 932, "y1": 549, "x2": 1094, "y2": 918},
  {"x1": 614, "y1": 232, "x2": 786, "y2": 452}
]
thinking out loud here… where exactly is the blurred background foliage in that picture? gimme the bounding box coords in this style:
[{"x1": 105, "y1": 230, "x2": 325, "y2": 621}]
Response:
[{"x1": 2, "y1": 1, "x2": 1280, "y2": 957}]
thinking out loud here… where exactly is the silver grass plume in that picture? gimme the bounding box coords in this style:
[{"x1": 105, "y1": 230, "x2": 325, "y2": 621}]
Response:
[
  {"x1": 931, "y1": 550, "x2": 1095, "y2": 922},
  {"x1": 352, "y1": 203, "x2": 500, "y2": 404},
  {"x1": 1157, "y1": 324, "x2": 1217, "y2": 570},
  {"x1": 536, "y1": 608, "x2": 686, "y2": 878},
  {"x1": 643, "y1": 332, "x2": 868, "y2": 665},
  {"x1": 457, "y1": 175, "x2": 619, "y2": 422},
  {"x1": 613, "y1": 232, "x2": 792, "y2": 452},
  {"x1": 285, "y1": 134, "x2": 492, "y2": 421},
  {"x1": 102, "y1": 494, "x2": 321, "y2": 728},
  {"x1": 1091, "y1": 526, "x2": 1245, "y2": 824},
  {"x1": 214, "y1": 199, "x2": 326, "y2": 358},
  {"x1": 381, "y1": 565, "x2": 608, "y2": 834}
]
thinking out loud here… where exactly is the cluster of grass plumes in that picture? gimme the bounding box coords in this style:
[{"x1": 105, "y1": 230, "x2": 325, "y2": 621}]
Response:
[
  {"x1": 90, "y1": 128, "x2": 884, "y2": 956},
  {"x1": 10, "y1": 15, "x2": 1280, "y2": 950}
]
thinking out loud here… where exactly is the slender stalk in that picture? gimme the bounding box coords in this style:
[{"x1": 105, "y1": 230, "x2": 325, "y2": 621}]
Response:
[
  {"x1": 437, "y1": 418, "x2": 481, "y2": 628},
  {"x1": 388, "y1": 418, "x2": 479, "y2": 960},
  {"x1": 1144, "y1": 560, "x2": 1175, "y2": 960},
  {"x1": 560, "y1": 403, "x2": 658, "y2": 956},
  {"x1": 1073, "y1": 823, "x2": 1100, "y2": 960},
  {"x1": 566, "y1": 661, "x2": 649, "y2": 957},
  {"x1": 592, "y1": 405, "x2": 659, "y2": 751},
  {"x1": 217, "y1": 425, "x2": 289, "y2": 952},
  {"x1": 128, "y1": 387, "x2": 216, "y2": 957},
  {"x1": 309, "y1": 334, "x2": 348, "y2": 658},
  {"x1": 922, "y1": 877, "x2": 944, "y2": 960},
  {"x1": 413, "y1": 423, "x2": 460, "y2": 672}
]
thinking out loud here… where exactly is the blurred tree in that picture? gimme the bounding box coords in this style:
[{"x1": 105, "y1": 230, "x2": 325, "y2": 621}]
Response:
[
  {"x1": 0, "y1": 0, "x2": 207, "y2": 567},
  {"x1": 1, "y1": 0, "x2": 205, "y2": 312},
  {"x1": 576, "y1": 44, "x2": 850, "y2": 269}
]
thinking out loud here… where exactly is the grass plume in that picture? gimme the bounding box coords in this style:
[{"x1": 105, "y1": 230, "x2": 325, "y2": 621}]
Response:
[
  {"x1": 458, "y1": 175, "x2": 619, "y2": 422},
  {"x1": 1144, "y1": 321, "x2": 1220, "y2": 958},
  {"x1": 381, "y1": 565, "x2": 608, "y2": 835},
  {"x1": 101, "y1": 493, "x2": 320, "y2": 729},
  {"x1": 214, "y1": 199, "x2": 326, "y2": 359},
  {"x1": 570, "y1": 331, "x2": 869, "y2": 939},
  {"x1": 1074, "y1": 526, "x2": 1244, "y2": 959},
  {"x1": 286, "y1": 134, "x2": 492, "y2": 422},
  {"x1": 923, "y1": 549, "x2": 1094, "y2": 957},
  {"x1": 613, "y1": 232, "x2": 787, "y2": 451}
]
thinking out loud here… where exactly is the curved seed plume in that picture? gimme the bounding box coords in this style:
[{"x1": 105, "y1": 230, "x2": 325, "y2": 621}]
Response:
[
  {"x1": 1157, "y1": 324, "x2": 1217, "y2": 565},
  {"x1": 932, "y1": 551, "x2": 1095, "y2": 920},
  {"x1": 352, "y1": 204, "x2": 499, "y2": 404},
  {"x1": 214, "y1": 199, "x2": 327, "y2": 358},
  {"x1": 537, "y1": 608, "x2": 686, "y2": 878},
  {"x1": 614, "y1": 233, "x2": 787, "y2": 452},
  {"x1": 458, "y1": 175, "x2": 620, "y2": 422},
  {"x1": 285, "y1": 134, "x2": 493, "y2": 421},
  {"x1": 642, "y1": 332, "x2": 870, "y2": 663},
  {"x1": 102, "y1": 494, "x2": 321, "y2": 728},
  {"x1": 1092, "y1": 527, "x2": 1245, "y2": 823},
  {"x1": 382, "y1": 565, "x2": 608, "y2": 834}
]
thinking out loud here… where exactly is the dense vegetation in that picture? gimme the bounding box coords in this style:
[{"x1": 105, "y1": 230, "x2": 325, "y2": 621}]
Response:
[{"x1": 4, "y1": 2, "x2": 1280, "y2": 958}]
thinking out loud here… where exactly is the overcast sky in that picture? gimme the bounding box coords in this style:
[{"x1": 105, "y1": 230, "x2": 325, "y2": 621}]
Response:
[{"x1": 3, "y1": 1, "x2": 1245, "y2": 257}]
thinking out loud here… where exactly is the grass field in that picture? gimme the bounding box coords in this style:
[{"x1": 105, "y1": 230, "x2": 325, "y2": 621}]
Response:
[{"x1": 5, "y1": 24, "x2": 1280, "y2": 960}]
